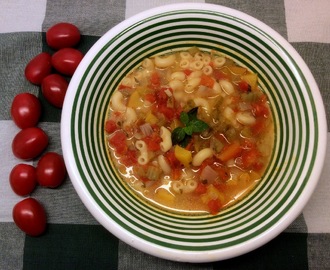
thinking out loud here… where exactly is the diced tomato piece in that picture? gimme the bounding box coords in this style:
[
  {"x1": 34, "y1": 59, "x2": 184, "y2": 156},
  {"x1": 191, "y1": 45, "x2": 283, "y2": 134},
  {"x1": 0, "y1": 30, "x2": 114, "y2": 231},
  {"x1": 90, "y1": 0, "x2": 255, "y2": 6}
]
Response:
[
  {"x1": 207, "y1": 199, "x2": 222, "y2": 215},
  {"x1": 252, "y1": 100, "x2": 269, "y2": 117},
  {"x1": 143, "y1": 133, "x2": 162, "y2": 151},
  {"x1": 214, "y1": 183, "x2": 227, "y2": 193},
  {"x1": 158, "y1": 105, "x2": 176, "y2": 120},
  {"x1": 195, "y1": 182, "x2": 207, "y2": 195},
  {"x1": 200, "y1": 74, "x2": 215, "y2": 88},
  {"x1": 251, "y1": 118, "x2": 266, "y2": 136},
  {"x1": 105, "y1": 119, "x2": 117, "y2": 134},
  {"x1": 253, "y1": 162, "x2": 264, "y2": 172},
  {"x1": 241, "y1": 138, "x2": 256, "y2": 150},
  {"x1": 213, "y1": 165, "x2": 230, "y2": 181},
  {"x1": 216, "y1": 141, "x2": 242, "y2": 162},
  {"x1": 238, "y1": 80, "x2": 251, "y2": 92},
  {"x1": 165, "y1": 151, "x2": 181, "y2": 168},
  {"x1": 150, "y1": 71, "x2": 160, "y2": 88},
  {"x1": 145, "y1": 93, "x2": 156, "y2": 103},
  {"x1": 183, "y1": 69, "x2": 192, "y2": 76},
  {"x1": 199, "y1": 157, "x2": 215, "y2": 174},
  {"x1": 241, "y1": 148, "x2": 260, "y2": 169},
  {"x1": 213, "y1": 70, "x2": 229, "y2": 81},
  {"x1": 155, "y1": 89, "x2": 168, "y2": 108},
  {"x1": 171, "y1": 168, "x2": 182, "y2": 180},
  {"x1": 109, "y1": 130, "x2": 127, "y2": 155},
  {"x1": 120, "y1": 150, "x2": 137, "y2": 166}
]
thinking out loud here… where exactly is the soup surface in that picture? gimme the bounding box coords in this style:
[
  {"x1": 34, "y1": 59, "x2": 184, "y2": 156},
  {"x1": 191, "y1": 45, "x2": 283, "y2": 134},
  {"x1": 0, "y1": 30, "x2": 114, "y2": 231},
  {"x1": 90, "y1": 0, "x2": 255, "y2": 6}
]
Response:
[{"x1": 105, "y1": 47, "x2": 274, "y2": 215}]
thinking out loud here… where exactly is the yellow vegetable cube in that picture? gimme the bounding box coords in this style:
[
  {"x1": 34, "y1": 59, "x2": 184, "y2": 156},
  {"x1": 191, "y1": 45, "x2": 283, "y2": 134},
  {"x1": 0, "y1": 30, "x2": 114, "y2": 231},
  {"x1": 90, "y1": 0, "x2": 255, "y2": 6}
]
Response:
[
  {"x1": 155, "y1": 188, "x2": 175, "y2": 205},
  {"x1": 229, "y1": 65, "x2": 247, "y2": 75},
  {"x1": 174, "y1": 145, "x2": 192, "y2": 167},
  {"x1": 241, "y1": 73, "x2": 258, "y2": 91},
  {"x1": 201, "y1": 184, "x2": 225, "y2": 204},
  {"x1": 127, "y1": 90, "x2": 143, "y2": 108},
  {"x1": 145, "y1": 111, "x2": 158, "y2": 125}
]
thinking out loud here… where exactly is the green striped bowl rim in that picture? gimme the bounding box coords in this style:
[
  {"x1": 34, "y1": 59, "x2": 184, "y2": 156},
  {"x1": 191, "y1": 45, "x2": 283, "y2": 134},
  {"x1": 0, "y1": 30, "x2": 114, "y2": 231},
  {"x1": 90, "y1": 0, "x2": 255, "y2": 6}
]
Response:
[{"x1": 61, "y1": 3, "x2": 327, "y2": 262}]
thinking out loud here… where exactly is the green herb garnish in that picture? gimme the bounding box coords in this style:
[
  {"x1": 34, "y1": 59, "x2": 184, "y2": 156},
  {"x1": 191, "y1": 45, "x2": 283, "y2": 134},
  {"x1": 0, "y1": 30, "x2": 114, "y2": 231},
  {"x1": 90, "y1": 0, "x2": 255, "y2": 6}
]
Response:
[{"x1": 171, "y1": 107, "x2": 209, "y2": 147}]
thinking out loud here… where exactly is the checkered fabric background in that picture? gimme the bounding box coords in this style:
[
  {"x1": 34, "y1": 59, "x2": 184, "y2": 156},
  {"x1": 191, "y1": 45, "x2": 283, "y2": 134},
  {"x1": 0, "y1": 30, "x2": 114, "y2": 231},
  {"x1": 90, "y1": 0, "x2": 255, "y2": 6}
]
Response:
[{"x1": 1, "y1": 0, "x2": 329, "y2": 269}]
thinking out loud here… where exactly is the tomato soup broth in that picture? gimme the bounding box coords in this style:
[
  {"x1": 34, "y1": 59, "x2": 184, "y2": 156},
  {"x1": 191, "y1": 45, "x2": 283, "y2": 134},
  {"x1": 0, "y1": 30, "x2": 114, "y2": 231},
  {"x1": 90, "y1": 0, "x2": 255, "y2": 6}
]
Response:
[{"x1": 105, "y1": 47, "x2": 274, "y2": 215}]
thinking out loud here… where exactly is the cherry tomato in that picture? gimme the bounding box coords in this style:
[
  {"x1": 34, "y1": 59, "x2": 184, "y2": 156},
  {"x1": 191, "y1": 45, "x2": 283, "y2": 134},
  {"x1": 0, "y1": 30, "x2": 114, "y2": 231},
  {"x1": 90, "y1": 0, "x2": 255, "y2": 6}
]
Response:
[
  {"x1": 41, "y1": 74, "x2": 68, "y2": 108},
  {"x1": 46, "y1": 22, "x2": 81, "y2": 50},
  {"x1": 25, "y1": 52, "x2": 52, "y2": 85},
  {"x1": 13, "y1": 198, "x2": 47, "y2": 236},
  {"x1": 36, "y1": 152, "x2": 67, "y2": 188},
  {"x1": 10, "y1": 93, "x2": 41, "y2": 129},
  {"x1": 51, "y1": 48, "x2": 83, "y2": 76},
  {"x1": 9, "y1": 164, "x2": 37, "y2": 196},
  {"x1": 12, "y1": 127, "x2": 48, "y2": 160}
]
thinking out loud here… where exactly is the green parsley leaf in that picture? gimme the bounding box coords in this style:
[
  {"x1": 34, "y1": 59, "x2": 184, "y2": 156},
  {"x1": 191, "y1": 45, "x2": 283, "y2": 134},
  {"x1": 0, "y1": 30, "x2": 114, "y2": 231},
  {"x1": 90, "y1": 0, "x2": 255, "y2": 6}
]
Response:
[
  {"x1": 171, "y1": 127, "x2": 186, "y2": 145},
  {"x1": 190, "y1": 119, "x2": 209, "y2": 133},
  {"x1": 187, "y1": 107, "x2": 198, "y2": 121},
  {"x1": 171, "y1": 107, "x2": 209, "y2": 146},
  {"x1": 183, "y1": 125, "x2": 194, "y2": 136},
  {"x1": 180, "y1": 112, "x2": 189, "y2": 125},
  {"x1": 179, "y1": 135, "x2": 192, "y2": 148}
]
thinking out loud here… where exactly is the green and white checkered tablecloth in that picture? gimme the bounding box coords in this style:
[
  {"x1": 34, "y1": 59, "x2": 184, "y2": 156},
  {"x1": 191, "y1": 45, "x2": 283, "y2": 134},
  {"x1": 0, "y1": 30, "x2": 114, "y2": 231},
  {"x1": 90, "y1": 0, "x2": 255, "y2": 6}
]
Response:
[{"x1": 1, "y1": 0, "x2": 329, "y2": 269}]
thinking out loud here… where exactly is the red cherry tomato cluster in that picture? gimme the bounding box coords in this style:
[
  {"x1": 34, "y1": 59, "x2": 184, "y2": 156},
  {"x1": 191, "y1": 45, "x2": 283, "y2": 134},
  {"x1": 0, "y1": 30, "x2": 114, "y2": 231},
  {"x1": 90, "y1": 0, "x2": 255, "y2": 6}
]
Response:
[
  {"x1": 10, "y1": 22, "x2": 81, "y2": 236},
  {"x1": 25, "y1": 22, "x2": 83, "y2": 108}
]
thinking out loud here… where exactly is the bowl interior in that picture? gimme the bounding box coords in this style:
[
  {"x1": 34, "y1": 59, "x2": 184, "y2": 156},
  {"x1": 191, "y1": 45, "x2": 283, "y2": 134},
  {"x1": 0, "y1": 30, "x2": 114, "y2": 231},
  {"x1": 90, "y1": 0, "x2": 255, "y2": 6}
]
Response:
[{"x1": 61, "y1": 4, "x2": 326, "y2": 262}]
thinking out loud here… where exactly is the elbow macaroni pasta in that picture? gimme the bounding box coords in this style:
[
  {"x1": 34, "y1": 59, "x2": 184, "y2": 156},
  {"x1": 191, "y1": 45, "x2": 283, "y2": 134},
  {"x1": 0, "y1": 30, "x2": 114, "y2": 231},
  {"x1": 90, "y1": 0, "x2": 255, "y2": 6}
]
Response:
[
  {"x1": 192, "y1": 148, "x2": 214, "y2": 166},
  {"x1": 110, "y1": 91, "x2": 126, "y2": 111},
  {"x1": 154, "y1": 54, "x2": 175, "y2": 68},
  {"x1": 172, "y1": 179, "x2": 198, "y2": 194},
  {"x1": 159, "y1": 126, "x2": 172, "y2": 152},
  {"x1": 157, "y1": 155, "x2": 171, "y2": 175},
  {"x1": 135, "y1": 140, "x2": 149, "y2": 165},
  {"x1": 123, "y1": 107, "x2": 137, "y2": 128}
]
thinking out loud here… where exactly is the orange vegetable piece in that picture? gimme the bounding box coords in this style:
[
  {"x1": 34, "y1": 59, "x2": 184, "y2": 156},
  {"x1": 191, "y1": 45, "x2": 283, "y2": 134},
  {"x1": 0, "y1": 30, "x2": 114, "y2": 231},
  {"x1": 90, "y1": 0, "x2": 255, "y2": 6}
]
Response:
[
  {"x1": 200, "y1": 74, "x2": 215, "y2": 88},
  {"x1": 216, "y1": 141, "x2": 242, "y2": 162}
]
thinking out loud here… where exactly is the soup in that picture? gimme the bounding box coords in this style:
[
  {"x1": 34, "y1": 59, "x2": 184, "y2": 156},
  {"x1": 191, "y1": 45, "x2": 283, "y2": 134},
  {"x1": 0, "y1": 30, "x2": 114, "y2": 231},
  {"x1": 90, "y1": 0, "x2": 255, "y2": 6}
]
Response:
[{"x1": 105, "y1": 47, "x2": 274, "y2": 215}]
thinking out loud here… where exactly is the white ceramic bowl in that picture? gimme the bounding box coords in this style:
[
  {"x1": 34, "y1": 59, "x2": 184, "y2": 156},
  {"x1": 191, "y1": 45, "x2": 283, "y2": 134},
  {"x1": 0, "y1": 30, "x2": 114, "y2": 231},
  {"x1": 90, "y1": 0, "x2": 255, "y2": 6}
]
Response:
[{"x1": 61, "y1": 3, "x2": 327, "y2": 263}]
